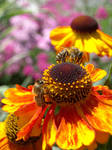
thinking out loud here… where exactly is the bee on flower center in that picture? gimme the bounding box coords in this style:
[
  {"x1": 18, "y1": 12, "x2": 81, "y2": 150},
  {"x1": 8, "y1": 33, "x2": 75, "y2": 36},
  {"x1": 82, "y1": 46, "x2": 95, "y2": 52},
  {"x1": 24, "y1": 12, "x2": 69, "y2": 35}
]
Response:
[{"x1": 34, "y1": 49, "x2": 92, "y2": 105}]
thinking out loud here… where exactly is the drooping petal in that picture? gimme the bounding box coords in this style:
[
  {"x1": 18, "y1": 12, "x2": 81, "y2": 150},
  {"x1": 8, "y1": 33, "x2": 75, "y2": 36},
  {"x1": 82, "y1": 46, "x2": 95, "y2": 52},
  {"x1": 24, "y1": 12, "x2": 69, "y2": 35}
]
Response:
[
  {"x1": 2, "y1": 85, "x2": 34, "y2": 106},
  {"x1": 82, "y1": 33, "x2": 99, "y2": 54},
  {"x1": 14, "y1": 102, "x2": 38, "y2": 116},
  {"x1": 85, "y1": 64, "x2": 107, "y2": 82},
  {"x1": 16, "y1": 106, "x2": 42, "y2": 141},
  {"x1": 74, "y1": 34, "x2": 84, "y2": 51},
  {"x1": 2, "y1": 105, "x2": 21, "y2": 113},
  {"x1": 55, "y1": 106, "x2": 95, "y2": 149},
  {"x1": 50, "y1": 26, "x2": 75, "y2": 53},
  {"x1": 42, "y1": 104, "x2": 57, "y2": 150},
  {"x1": 96, "y1": 30, "x2": 112, "y2": 56},
  {"x1": 56, "y1": 117, "x2": 82, "y2": 149},
  {"x1": 0, "y1": 123, "x2": 7, "y2": 142},
  {"x1": 81, "y1": 93, "x2": 112, "y2": 134},
  {"x1": 55, "y1": 32, "x2": 76, "y2": 51},
  {"x1": 15, "y1": 105, "x2": 48, "y2": 141},
  {"x1": 50, "y1": 26, "x2": 72, "y2": 43},
  {"x1": 92, "y1": 86, "x2": 112, "y2": 106}
]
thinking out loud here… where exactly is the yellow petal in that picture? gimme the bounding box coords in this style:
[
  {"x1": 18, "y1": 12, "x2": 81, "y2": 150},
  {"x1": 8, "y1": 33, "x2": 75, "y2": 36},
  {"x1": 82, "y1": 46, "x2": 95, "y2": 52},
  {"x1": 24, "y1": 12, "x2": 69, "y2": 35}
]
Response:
[
  {"x1": 50, "y1": 26, "x2": 72, "y2": 42},
  {"x1": 42, "y1": 105, "x2": 56, "y2": 150},
  {"x1": 82, "y1": 94, "x2": 112, "y2": 134},
  {"x1": 56, "y1": 106, "x2": 95, "y2": 149},
  {"x1": 86, "y1": 64, "x2": 107, "y2": 82}
]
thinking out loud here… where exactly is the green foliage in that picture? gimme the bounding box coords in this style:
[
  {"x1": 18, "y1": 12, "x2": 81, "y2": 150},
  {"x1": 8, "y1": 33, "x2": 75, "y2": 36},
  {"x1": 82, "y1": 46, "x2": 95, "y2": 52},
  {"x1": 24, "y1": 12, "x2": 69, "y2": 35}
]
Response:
[{"x1": 104, "y1": 63, "x2": 112, "y2": 89}]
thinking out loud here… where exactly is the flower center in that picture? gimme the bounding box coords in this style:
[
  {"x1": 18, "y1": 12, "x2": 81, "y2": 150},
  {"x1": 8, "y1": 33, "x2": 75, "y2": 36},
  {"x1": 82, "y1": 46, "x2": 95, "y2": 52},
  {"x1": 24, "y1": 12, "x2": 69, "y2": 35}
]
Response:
[
  {"x1": 70, "y1": 15, "x2": 98, "y2": 33},
  {"x1": 5, "y1": 114, "x2": 40, "y2": 144},
  {"x1": 42, "y1": 63, "x2": 92, "y2": 104},
  {"x1": 50, "y1": 63, "x2": 86, "y2": 84}
]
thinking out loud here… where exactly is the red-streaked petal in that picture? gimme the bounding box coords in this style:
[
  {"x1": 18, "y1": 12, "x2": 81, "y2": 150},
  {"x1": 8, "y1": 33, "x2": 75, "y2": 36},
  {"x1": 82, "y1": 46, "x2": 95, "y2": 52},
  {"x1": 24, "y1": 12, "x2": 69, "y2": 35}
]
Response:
[
  {"x1": 16, "y1": 106, "x2": 47, "y2": 141},
  {"x1": 56, "y1": 117, "x2": 82, "y2": 149},
  {"x1": 2, "y1": 86, "x2": 34, "y2": 105},
  {"x1": 85, "y1": 64, "x2": 107, "y2": 82},
  {"x1": 81, "y1": 93, "x2": 112, "y2": 134},
  {"x1": 14, "y1": 102, "x2": 38, "y2": 116},
  {"x1": 42, "y1": 104, "x2": 57, "y2": 150},
  {"x1": 55, "y1": 32, "x2": 75, "y2": 51},
  {"x1": 50, "y1": 26, "x2": 72, "y2": 43},
  {"x1": 55, "y1": 106, "x2": 95, "y2": 149},
  {"x1": 92, "y1": 86, "x2": 112, "y2": 106},
  {"x1": 2, "y1": 105, "x2": 21, "y2": 113}
]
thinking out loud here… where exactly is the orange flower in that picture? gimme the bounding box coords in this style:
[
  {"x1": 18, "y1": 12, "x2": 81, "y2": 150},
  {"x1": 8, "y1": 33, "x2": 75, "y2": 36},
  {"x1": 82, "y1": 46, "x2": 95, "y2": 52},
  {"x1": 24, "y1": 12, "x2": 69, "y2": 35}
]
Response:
[
  {"x1": 0, "y1": 117, "x2": 43, "y2": 150},
  {"x1": 41, "y1": 62, "x2": 112, "y2": 150},
  {"x1": 2, "y1": 85, "x2": 48, "y2": 142},
  {"x1": 50, "y1": 15, "x2": 112, "y2": 57},
  {"x1": 1, "y1": 91, "x2": 51, "y2": 150},
  {"x1": 76, "y1": 130, "x2": 109, "y2": 150},
  {"x1": 2, "y1": 60, "x2": 112, "y2": 150}
]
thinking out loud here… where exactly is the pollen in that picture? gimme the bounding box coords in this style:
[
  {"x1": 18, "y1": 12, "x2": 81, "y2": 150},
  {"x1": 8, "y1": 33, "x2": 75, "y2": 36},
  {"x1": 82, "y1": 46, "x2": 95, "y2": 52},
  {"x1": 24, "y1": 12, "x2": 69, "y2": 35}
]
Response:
[
  {"x1": 71, "y1": 15, "x2": 98, "y2": 33},
  {"x1": 42, "y1": 63, "x2": 92, "y2": 104},
  {"x1": 5, "y1": 114, "x2": 40, "y2": 144},
  {"x1": 5, "y1": 114, "x2": 19, "y2": 143}
]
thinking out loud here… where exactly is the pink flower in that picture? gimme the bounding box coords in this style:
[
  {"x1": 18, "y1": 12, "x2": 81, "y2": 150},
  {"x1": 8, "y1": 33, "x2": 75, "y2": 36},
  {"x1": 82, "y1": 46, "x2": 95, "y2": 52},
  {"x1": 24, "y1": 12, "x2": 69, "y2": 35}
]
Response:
[
  {"x1": 10, "y1": 15, "x2": 38, "y2": 32},
  {"x1": 10, "y1": 15, "x2": 39, "y2": 41},
  {"x1": 23, "y1": 65, "x2": 34, "y2": 76},
  {"x1": 56, "y1": 12, "x2": 84, "y2": 26},
  {"x1": 36, "y1": 34, "x2": 50, "y2": 50},
  {"x1": 37, "y1": 61, "x2": 50, "y2": 72},
  {"x1": 36, "y1": 53, "x2": 50, "y2": 72},
  {"x1": 95, "y1": 6, "x2": 108, "y2": 19},
  {"x1": 32, "y1": 72, "x2": 41, "y2": 80},
  {"x1": 5, "y1": 63, "x2": 20, "y2": 75},
  {"x1": 23, "y1": 65, "x2": 41, "y2": 80},
  {"x1": 37, "y1": 53, "x2": 49, "y2": 62},
  {"x1": 42, "y1": 0, "x2": 75, "y2": 14}
]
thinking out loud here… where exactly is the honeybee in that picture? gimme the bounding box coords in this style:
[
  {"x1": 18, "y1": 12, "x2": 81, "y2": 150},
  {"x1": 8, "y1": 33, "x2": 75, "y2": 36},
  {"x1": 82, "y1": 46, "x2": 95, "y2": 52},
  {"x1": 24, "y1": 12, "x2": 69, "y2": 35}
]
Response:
[
  {"x1": 56, "y1": 47, "x2": 83, "y2": 64},
  {"x1": 70, "y1": 48, "x2": 83, "y2": 64},
  {"x1": 56, "y1": 48, "x2": 69, "y2": 63},
  {"x1": 32, "y1": 80, "x2": 45, "y2": 106}
]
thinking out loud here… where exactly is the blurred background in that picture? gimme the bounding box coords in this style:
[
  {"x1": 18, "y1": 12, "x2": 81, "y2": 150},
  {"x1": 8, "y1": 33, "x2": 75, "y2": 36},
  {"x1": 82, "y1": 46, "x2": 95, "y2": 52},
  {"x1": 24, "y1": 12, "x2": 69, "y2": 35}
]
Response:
[{"x1": 0, "y1": 0, "x2": 112, "y2": 149}]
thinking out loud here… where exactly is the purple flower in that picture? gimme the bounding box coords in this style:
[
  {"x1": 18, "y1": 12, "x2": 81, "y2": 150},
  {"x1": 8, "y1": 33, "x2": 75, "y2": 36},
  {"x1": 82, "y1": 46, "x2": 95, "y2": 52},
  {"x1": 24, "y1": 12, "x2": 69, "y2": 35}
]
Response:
[
  {"x1": 23, "y1": 65, "x2": 42, "y2": 80},
  {"x1": 10, "y1": 15, "x2": 38, "y2": 32},
  {"x1": 5, "y1": 63, "x2": 20, "y2": 75},
  {"x1": 32, "y1": 72, "x2": 41, "y2": 80},
  {"x1": 95, "y1": 6, "x2": 108, "y2": 19},
  {"x1": 37, "y1": 53, "x2": 49, "y2": 61},
  {"x1": 37, "y1": 61, "x2": 50, "y2": 72},
  {"x1": 36, "y1": 53, "x2": 50, "y2": 72},
  {"x1": 23, "y1": 65, "x2": 34, "y2": 76},
  {"x1": 10, "y1": 15, "x2": 39, "y2": 42}
]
